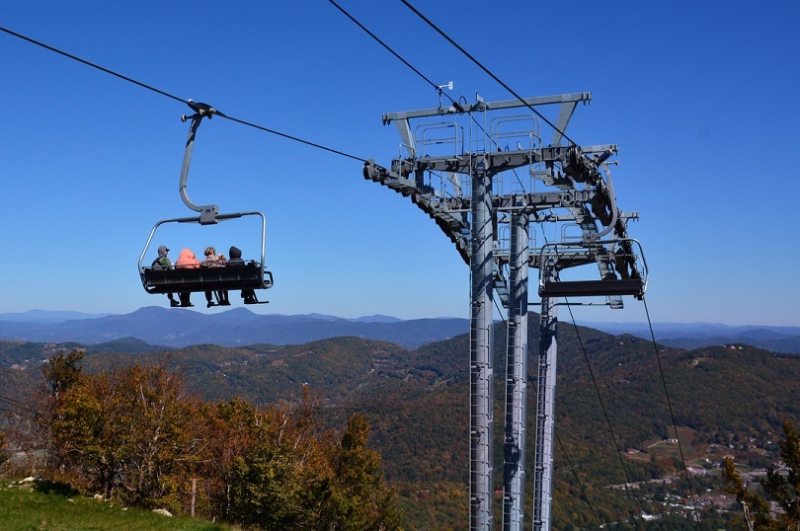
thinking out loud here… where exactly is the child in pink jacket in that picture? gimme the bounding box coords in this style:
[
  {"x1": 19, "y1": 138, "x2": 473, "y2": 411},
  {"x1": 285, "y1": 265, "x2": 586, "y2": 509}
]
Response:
[{"x1": 175, "y1": 249, "x2": 200, "y2": 306}]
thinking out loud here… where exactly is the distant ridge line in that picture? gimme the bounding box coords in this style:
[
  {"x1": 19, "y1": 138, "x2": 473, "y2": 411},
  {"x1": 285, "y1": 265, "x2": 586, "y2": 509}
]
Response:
[{"x1": 0, "y1": 308, "x2": 796, "y2": 353}]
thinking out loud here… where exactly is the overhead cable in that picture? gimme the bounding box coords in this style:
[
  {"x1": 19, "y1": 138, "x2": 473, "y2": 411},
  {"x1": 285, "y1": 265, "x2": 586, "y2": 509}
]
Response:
[
  {"x1": 643, "y1": 296, "x2": 702, "y2": 528},
  {"x1": 327, "y1": 1, "x2": 505, "y2": 142},
  {"x1": 399, "y1": 0, "x2": 579, "y2": 147},
  {"x1": 328, "y1": 0, "x2": 534, "y2": 197},
  {"x1": 0, "y1": 394, "x2": 31, "y2": 408},
  {"x1": 220, "y1": 114, "x2": 367, "y2": 162},
  {"x1": 328, "y1": 0, "x2": 492, "y2": 146},
  {"x1": 328, "y1": 0, "x2": 441, "y2": 92},
  {"x1": 0, "y1": 25, "x2": 367, "y2": 163},
  {"x1": 0, "y1": 26, "x2": 186, "y2": 104},
  {"x1": 565, "y1": 300, "x2": 649, "y2": 525}
]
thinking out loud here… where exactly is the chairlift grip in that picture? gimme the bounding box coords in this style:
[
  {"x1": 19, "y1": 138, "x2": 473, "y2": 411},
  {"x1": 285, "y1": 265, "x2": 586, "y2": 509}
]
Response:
[{"x1": 582, "y1": 163, "x2": 618, "y2": 242}]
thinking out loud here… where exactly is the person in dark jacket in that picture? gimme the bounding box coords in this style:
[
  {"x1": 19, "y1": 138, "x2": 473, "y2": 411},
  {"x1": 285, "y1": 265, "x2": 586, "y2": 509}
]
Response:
[
  {"x1": 228, "y1": 246, "x2": 258, "y2": 304},
  {"x1": 151, "y1": 245, "x2": 179, "y2": 307}
]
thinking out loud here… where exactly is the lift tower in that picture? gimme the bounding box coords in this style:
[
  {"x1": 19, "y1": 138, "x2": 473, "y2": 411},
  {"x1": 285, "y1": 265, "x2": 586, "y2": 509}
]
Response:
[{"x1": 365, "y1": 92, "x2": 647, "y2": 530}]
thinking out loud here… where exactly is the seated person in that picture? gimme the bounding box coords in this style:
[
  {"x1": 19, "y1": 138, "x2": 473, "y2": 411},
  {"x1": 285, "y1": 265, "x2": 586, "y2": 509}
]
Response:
[
  {"x1": 201, "y1": 246, "x2": 230, "y2": 308},
  {"x1": 152, "y1": 245, "x2": 179, "y2": 307},
  {"x1": 228, "y1": 245, "x2": 258, "y2": 304},
  {"x1": 175, "y1": 248, "x2": 200, "y2": 307}
]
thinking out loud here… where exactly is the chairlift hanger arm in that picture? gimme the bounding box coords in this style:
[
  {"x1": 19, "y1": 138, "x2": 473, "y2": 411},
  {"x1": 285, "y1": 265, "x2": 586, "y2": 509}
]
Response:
[{"x1": 178, "y1": 100, "x2": 222, "y2": 224}]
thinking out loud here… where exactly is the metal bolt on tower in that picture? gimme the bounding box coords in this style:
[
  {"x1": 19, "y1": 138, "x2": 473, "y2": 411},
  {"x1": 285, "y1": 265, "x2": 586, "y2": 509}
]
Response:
[{"x1": 364, "y1": 91, "x2": 647, "y2": 530}]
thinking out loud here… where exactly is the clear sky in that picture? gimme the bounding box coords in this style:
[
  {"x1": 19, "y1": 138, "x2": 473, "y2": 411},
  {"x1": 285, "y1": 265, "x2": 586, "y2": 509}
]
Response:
[{"x1": 2, "y1": 1, "x2": 798, "y2": 326}]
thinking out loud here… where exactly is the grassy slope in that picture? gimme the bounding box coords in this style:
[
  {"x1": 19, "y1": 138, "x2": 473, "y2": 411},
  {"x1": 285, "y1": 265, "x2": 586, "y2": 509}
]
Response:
[{"x1": 0, "y1": 479, "x2": 229, "y2": 531}]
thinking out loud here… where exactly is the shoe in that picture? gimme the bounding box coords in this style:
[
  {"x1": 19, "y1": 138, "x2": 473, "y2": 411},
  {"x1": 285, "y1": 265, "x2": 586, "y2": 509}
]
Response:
[
  {"x1": 207, "y1": 301, "x2": 216, "y2": 308},
  {"x1": 170, "y1": 300, "x2": 180, "y2": 307},
  {"x1": 182, "y1": 302, "x2": 194, "y2": 307},
  {"x1": 219, "y1": 300, "x2": 231, "y2": 306},
  {"x1": 244, "y1": 296, "x2": 257, "y2": 304}
]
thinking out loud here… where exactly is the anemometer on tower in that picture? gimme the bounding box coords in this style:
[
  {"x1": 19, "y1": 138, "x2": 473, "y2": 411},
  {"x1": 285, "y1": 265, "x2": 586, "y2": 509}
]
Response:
[{"x1": 137, "y1": 100, "x2": 274, "y2": 305}]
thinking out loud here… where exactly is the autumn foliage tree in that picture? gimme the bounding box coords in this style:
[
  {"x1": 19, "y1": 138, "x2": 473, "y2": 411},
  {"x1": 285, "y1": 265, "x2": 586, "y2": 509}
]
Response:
[
  {"x1": 37, "y1": 352, "x2": 402, "y2": 528},
  {"x1": 42, "y1": 349, "x2": 84, "y2": 397},
  {"x1": 48, "y1": 362, "x2": 207, "y2": 509}
]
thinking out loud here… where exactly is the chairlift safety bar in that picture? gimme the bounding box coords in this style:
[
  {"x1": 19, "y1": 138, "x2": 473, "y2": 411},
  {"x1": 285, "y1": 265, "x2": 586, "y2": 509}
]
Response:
[{"x1": 137, "y1": 210, "x2": 268, "y2": 286}]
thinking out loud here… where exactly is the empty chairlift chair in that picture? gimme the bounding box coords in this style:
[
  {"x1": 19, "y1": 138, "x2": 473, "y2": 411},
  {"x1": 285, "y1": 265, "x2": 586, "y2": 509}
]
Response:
[{"x1": 537, "y1": 238, "x2": 648, "y2": 300}]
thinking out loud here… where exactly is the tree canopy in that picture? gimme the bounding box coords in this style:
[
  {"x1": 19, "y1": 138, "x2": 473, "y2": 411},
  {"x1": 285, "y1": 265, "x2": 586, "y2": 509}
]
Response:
[{"x1": 35, "y1": 350, "x2": 403, "y2": 529}]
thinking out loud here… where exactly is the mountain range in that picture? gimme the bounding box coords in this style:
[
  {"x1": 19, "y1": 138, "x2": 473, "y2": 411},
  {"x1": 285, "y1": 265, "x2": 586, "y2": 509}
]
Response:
[
  {"x1": 0, "y1": 307, "x2": 465, "y2": 350},
  {"x1": 2, "y1": 315, "x2": 798, "y2": 528},
  {"x1": 585, "y1": 320, "x2": 800, "y2": 353},
  {"x1": 0, "y1": 308, "x2": 798, "y2": 353}
]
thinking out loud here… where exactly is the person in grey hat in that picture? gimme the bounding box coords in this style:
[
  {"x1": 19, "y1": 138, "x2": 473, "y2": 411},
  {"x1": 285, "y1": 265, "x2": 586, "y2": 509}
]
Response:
[{"x1": 152, "y1": 245, "x2": 179, "y2": 307}]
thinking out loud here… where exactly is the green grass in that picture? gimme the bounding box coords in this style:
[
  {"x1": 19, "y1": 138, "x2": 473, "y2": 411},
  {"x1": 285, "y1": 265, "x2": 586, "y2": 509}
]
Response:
[{"x1": 0, "y1": 478, "x2": 231, "y2": 531}]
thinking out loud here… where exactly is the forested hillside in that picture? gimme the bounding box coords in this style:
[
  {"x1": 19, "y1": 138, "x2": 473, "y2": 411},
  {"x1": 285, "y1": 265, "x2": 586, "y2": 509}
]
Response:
[{"x1": 1, "y1": 315, "x2": 798, "y2": 529}]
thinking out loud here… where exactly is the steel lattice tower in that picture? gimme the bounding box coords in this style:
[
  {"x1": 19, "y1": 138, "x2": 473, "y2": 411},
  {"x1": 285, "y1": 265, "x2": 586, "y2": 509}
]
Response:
[{"x1": 365, "y1": 91, "x2": 647, "y2": 530}]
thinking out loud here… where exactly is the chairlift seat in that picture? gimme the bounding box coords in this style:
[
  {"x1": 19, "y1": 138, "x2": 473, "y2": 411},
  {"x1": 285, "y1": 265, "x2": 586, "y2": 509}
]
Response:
[
  {"x1": 539, "y1": 278, "x2": 644, "y2": 298},
  {"x1": 537, "y1": 238, "x2": 648, "y2": 301},
  {"x1": 142, "y1": 262, "x2": 273, "y2": 294}
]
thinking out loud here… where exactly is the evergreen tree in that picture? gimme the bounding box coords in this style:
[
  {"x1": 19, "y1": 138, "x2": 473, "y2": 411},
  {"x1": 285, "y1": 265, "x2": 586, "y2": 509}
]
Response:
[
  {"x1": 208, "y1": 389, "x2": 403, "y2": 529},
  {"x1": 722, "y1": 420, "x2": 800, "y2": 530},
  {"x1": 41, "y1": 349, "x2": 84, "y2": 397}
]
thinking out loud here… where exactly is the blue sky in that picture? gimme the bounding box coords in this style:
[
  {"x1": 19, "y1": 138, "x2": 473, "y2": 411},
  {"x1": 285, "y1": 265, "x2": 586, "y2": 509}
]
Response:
[{"x1": 2, "y1": 1, "x2": 798, "y2": 326}]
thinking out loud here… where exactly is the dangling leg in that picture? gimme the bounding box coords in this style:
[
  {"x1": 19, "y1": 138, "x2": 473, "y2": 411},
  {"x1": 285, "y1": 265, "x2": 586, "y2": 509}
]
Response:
[
  {"x1": 243, "y1": 289, "x2": 258, "y2": 304},
  {"x1": 218, "y1": 290, "x2": 230, "y2": 305}
]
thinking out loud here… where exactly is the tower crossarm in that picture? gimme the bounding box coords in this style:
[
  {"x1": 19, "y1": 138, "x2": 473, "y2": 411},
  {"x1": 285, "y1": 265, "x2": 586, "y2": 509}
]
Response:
[
  {"x1": 394, "y1": 145, "x2": 617, "y2": 176},
  {"x1": 363, "y1": 146, "x2": 639, "y2": 284},
  {"x1": 381, "y1": 92, "x2": 592, "y2": 126},
  {"x1": 364, "y1": 159, "x2": 471, "y2": 263}
]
